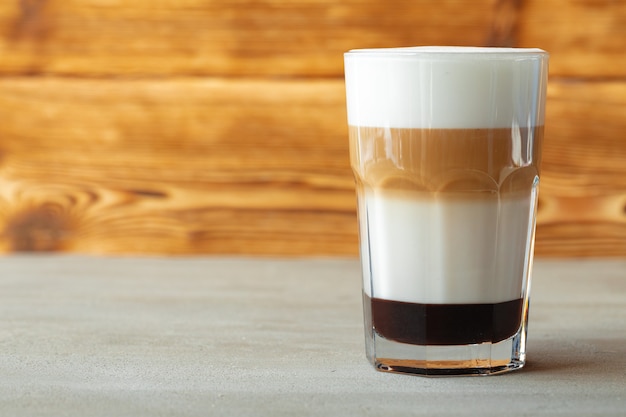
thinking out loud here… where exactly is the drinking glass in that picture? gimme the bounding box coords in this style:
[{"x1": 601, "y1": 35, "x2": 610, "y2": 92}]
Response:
[{"x1": 344, "y1": 46, "x2": 549, "y2": 376}]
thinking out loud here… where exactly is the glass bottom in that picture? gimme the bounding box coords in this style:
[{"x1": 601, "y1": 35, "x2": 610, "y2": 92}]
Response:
[{"x1": 366, "y1": 328, "x2": 527, "y2": 376}]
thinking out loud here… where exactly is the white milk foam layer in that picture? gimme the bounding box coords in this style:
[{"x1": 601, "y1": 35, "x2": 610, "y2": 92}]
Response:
[
  {"x1": 359, "y1": 190, "x2": 538, "y2": 304},
  {"x1": 344, "y1": 46, "x2": 548, "y2": 129}
]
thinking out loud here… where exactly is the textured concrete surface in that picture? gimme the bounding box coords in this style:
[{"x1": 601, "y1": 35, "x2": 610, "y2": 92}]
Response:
[{"x1": 0, "y1": 256, "x2": 624, "y2": 416}]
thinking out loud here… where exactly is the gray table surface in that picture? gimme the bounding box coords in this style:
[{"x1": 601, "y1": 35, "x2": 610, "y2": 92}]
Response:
[{"x1": 0, "y1": 256, "x2": 624, "y2": 416}]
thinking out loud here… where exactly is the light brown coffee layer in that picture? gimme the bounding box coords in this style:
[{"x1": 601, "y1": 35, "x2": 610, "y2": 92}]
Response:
[{"x1": 349, "y1": 126, "x2": 543, "y2": 199}]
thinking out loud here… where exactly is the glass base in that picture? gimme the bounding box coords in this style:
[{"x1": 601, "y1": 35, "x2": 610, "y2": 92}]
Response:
[{"x1": 366, "y1": 327, "x2": 527, "y2": 377}]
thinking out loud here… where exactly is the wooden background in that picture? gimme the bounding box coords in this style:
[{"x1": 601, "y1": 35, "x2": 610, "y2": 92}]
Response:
[{"x1": 0, "y1": 0, "x2": 624, "y2": 257}]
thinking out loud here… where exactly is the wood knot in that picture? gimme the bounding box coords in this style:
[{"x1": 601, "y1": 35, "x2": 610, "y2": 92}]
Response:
[
  {"x1": 10, "y1": 0, "x2": 51, "y2": 41},
  {"x1": 484, "y1": 0, "x2": 522, "y2": 47},
  {"x1": 3, "y1": 203, "x2": 74, "y2": 252}
]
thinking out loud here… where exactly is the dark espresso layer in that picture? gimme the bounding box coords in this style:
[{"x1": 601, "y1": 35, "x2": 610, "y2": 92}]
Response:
[{"x1": 367, "y1": 294, "x2": 524, "y2": 346}]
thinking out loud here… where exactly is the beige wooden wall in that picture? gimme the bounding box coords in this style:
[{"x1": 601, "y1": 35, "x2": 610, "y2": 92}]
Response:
[{"x1": 0, "y1": 0, "x2": 624, "y2": 256}]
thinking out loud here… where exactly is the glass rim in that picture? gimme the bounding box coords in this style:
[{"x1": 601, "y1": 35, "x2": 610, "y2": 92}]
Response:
[{"x1": 345, "y1": 46, "x2": 548, "y2": 60}]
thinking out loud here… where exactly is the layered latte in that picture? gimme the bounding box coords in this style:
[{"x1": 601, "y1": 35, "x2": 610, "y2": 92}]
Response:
[{"x1": 345, "y1": 47, "x2": 548, "y2": 348}]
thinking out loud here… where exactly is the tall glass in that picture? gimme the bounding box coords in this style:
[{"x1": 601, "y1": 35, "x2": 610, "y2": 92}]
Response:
[{"x1": 344, "y1": 47, "x2": 548, "y2": 376}]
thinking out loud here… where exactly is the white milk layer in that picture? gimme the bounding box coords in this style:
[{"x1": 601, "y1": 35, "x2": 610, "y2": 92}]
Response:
[
  {"x1": 358, "y1": 189, "x2": 538, "y2": 304},
  {"x1": 344, "y1": 46, "x2": 548, "y2": 129}
]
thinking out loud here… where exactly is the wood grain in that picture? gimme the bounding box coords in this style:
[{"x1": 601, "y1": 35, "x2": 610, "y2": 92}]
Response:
[
  {"x1": 518, "y1": 0, "x2": 626, "y2": 78},
  {"x1": 0, "y1": 0, "x2": 624, "y2": 256},
  {"x1": 536, "y1": 80, "x2": 626, "y2": 256},
  {"x1": 2, "y1": 0, "x2": 624, "y2": 79},
  {"x1": 0, "y1": 77, "x2": 623, "y2": 256},
  {"x1": 0, "y1": 0, "x2": 499, "y2": 77},
  {"x1": 0, "y1": 77, "x2": 357, "y2": 254}
]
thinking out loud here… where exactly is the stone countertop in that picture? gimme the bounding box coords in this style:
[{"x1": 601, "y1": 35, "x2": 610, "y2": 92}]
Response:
[{"x1": 0, "y1": 256, "x2": 624, "y2": 416}]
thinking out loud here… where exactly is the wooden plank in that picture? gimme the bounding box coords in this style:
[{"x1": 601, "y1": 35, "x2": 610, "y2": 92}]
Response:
[
  {"x1": 518, "y1": 0, "x2": 626, "y2": 78},
  {"x1": 0, "y1": 0, "x2": 497, "y2": 76},
  {"x1": 2, "y1": 1, "x2": 623, "y2": 78},
  {"x1": 0, "y1": 77, "x2": 624, "y2": 256},
  {"x1": 0, "y1": 77, "x2": 357, "y2": 254},
  {"x1": 536, "y1": 80, "x2": 626, "y2": 256}
]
